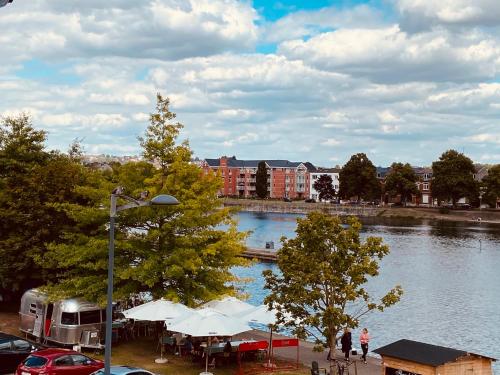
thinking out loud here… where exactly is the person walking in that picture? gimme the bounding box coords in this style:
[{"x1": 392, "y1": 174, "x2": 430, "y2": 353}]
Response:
[
  {"x1": 360, "y1": 328, "x2": 370, "y2": 364},
  {"x1": 340, "y1": 328, "x2": 352, "y2": 362}
]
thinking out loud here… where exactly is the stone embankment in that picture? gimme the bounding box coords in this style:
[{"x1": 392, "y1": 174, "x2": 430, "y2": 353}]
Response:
[
  {"x1": 224, "y1": 198, "x2": 381, "y2": 217},
  {"x1": 224, "y1": 198, "x2": 500, "y2": 223}
]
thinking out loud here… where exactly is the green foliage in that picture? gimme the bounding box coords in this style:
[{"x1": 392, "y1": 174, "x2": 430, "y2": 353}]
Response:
[
  {"x1": 263, "y1": 212, "x2": 402, "y2": 357},
  {"x1": 339, "y1": 153, "x2": 380, "y2": 202},
  {"x1": 384, "y1": 163, "x2": 419, "y2": 206},
  {"x1": 482, "y1": 164, "x2": 500, "y2": 207},
  {"x1": 431, "y1": 150, "x2": 478, "y2": 206},
  {"x1": 255, "y1": 161, "x2": 268, "y2": 199},
  {"x1": 42, "y1": 94, "x2": 248, "y2": 306},
  {"x1": 313, "y1": 174, "x2": 336, "y2": 201},
  {"x1": 0, "y1": 114, "x2": 91, "y2": 301}
]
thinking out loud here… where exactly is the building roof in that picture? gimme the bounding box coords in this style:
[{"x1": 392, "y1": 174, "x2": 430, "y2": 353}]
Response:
[
  {"x1": 315, "y1": 167, "x2": 340, "y2": 173},
  {"x1": 373, "y1": 339, "x2": 496, "y2": 367},
  {"x1": 204, "y1": 157, "x2": 316, "y2": 170}
]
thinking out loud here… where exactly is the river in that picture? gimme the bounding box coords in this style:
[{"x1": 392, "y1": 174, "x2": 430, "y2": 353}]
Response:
[{"x1": 231, "y1": 211, "x2": 500, "y2": 370}]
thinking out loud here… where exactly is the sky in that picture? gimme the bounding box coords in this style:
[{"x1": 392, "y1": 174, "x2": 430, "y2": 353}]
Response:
[{"x1": 1, "y1": 0, "x2": 499, "y2": 167}]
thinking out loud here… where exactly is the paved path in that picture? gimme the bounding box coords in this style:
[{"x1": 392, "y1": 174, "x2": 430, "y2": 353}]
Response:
[{"x1": 234, "y1": 330, "x2": 381, "y2": 375}]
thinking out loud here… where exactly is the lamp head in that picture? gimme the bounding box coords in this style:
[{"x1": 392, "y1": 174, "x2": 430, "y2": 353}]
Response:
[{"x1": 150, "y1": 194, "x2": 180, "y2": 206}]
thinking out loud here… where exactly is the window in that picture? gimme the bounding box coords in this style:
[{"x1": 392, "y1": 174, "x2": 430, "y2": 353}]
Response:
[
  {"x1": 61, "y1": 312, "x2": 78, "y2": 325},
  {"x1": 80, "y1": 310, "x2": 101, "y2": 324},
  {"x1": 13, "y1": 339, "x2": 31, "y2": 351},
  {"x1": 29, "y1": 303, "x2": 36, "y2": 314},
  {"x1": 71, "y1": 354, "x2": 91, "y2": 365},
  {"x1": 423, "y1": 183, "x2": 429, "y2": 190},
  {"x1": 54, "y1": 355, "x2": 73, "y2": 366},
  {"x1": 23, "y1": 356, "x2": 48, "y2": 368},
  {"x1": 0, "y1": 341, "x2": 11, "y2": 351}
]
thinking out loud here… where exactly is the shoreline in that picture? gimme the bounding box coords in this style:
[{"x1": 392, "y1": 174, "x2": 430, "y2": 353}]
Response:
[{"x1": 224, "y1": 198, "x2": 500, "y2": 224}]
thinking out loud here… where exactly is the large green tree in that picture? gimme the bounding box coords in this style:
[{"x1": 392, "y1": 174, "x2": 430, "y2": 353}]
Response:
[
  {"x1": 384, "y1": 163, "x2": 419, "y2": 206},
  {"x1": 339, "y1": 153, "x2": 381, "y2": 202},
  {"x1": 263, "y1": 212, "x2": 402, "y2": 372},
  {"x1": 481, "y1": 164, "x2": 500, "y2": 208},
  {"x1": 42, "y1": 94, "x2": 248, "y2": 306},
  {"x1": 255, "y1": 161, "x2": 268, "y2": 199},
  {"x1": 313, "y1": 174, "x2": 336, "y2": 201},
  {"x1": 0, "y1": 115, "x2": 89, "y2": 301},
  {"x1": 431, "y1": 150, "x2": 477, "y2": 206}
]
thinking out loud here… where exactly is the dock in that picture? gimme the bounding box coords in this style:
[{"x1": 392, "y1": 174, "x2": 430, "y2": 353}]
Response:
[{"x1": 241, "y1": 247, "x2": 277, "y2": 262}]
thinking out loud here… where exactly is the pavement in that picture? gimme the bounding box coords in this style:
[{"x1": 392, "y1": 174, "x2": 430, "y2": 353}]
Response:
[{"x1": 234, "y1": 329, "x2": 381, "y2": 375}]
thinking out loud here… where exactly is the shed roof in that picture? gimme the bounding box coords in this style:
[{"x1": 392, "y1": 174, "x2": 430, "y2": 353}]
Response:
[{"x1": 373, "y1": 339, "x2": 496, "y2": 367}]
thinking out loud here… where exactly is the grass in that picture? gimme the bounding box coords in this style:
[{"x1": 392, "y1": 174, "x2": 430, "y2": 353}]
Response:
[{"x1": 1, "y1": 309, "x2": 308, "y2": 375}]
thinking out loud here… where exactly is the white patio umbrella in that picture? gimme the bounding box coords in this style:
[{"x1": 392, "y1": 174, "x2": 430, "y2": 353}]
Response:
[
  {"x1": 123, "y1": 298, "x2": 194, "y2": 321},
  {"x1": 234, "y1": 304, "x2": 296, "y2": 369},
  {"x1": 201, "y1": 296, "x2": 255, "y2": 316},
  {"x1": 168, "y1": 309, "x2": 252, "y2": 375},
  {"x1": 122, "y1": 299, "x2": 195, "y2": 363}
]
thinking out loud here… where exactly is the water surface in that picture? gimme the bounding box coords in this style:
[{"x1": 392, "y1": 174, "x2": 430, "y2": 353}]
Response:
[{"x1": 232, "y1": 212, "x2": 500, "y2": 371}]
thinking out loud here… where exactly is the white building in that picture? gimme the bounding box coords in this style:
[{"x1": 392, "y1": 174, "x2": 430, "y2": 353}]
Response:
[{"x1": 309, "y1": 168, "x2": 340, "y2": 201}]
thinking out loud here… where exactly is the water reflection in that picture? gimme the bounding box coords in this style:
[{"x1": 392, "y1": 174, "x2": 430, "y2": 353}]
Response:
[{"x1": 233, "y1": 212, "x2": 500, "y2": 372}]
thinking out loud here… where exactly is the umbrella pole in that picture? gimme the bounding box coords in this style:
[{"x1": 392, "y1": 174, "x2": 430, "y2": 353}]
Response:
[
  {"x1": 206, "y1": 336, "x2": 211, "y2": 373},
  {"x1": 155, "y1": 325, "x2": 167, "y2": 364}
]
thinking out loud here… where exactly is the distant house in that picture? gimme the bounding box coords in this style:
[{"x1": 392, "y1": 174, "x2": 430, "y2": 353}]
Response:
[
  {"x1": 413, "y1": 167, "x2": 433, "y2": 206},
  {"x1": 202, "y1": 156, "x2": 316, "y2": 199},
  {"x1": 309, "y1": 168, "x2": 340, "y2": 201},
  {"x1": 373, "y1": 339, "x2": 496, "y2": 375}
]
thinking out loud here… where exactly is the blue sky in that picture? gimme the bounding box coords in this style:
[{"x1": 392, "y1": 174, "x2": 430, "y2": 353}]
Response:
[{"x1": 0, "y1": 0, "x2": 499, "y2": 166}]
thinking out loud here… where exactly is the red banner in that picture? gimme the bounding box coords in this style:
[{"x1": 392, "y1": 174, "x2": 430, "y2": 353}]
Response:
[
  {"x1": 271, "y1": 338, "x2": 299, "y2": 348},
  {"x1": 238, "y1": 341, "x2": 269, "y2": 352}
]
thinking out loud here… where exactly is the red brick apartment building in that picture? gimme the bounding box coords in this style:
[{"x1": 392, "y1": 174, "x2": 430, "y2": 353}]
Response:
[{"x1": 202, "y1": 156, "x2": 316, "y2": 199}]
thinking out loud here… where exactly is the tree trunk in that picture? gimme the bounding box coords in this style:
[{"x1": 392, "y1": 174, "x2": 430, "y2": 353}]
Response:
[{"x1": 329, "y1": 331, "x2": 338, "y2": 374}]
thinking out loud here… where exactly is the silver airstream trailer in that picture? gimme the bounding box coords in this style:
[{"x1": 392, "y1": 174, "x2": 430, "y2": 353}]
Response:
[{"x1": 19, "y1": 289, "x2": 104, "y2": 349}]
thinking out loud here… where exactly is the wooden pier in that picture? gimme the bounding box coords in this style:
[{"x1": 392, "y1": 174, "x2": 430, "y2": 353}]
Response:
[{"x1": 241, "y1": 247, "x2": 277, "y2": 262}]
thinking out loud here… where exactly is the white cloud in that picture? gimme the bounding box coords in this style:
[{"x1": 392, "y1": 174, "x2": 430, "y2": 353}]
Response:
[
  {"x1": 261, "y1": 5, "x2": 384, "y2": 44},
  {"x1": 278, "y1": 26, "x2": 500, "y2": 82},
  {"x1": 0, "y1": 0, "x2": 258, "y2": 66},
  {"x1": 394, "y1": 0, "x2": 500, "y2": 30},
  {"x1": 321, "y1": 138, "x2": 341, "y2": 146}
]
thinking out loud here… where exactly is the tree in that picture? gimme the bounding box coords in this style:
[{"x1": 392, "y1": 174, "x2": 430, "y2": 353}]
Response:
[
  {"x1": 384, "y1": 163, "x2": 419, "y2": 206},
  {"x1": 255, "y1": 161, "x2": 268, "y2": 199},
  {"x1": 482, "y1": 164, "x2": 500, "y2": 208},
  {"x1": 0, "y1": 114, "x2": 89, "y2": 301},
  {"x1": 313, "y1": 174, "x2": 336, "y2": 201},
  {"x1": 431, "y1": 150, "x2": 477, "y2": 206},
  {"x1": 41, "y1": 94, "x2": 248, "y2": 306},
  {"x1": 339, "y1": 153, "x2": 381, "y2": 202},
  {"x1": 263, "y1": 212, "x2": 402, "y2": 373}
]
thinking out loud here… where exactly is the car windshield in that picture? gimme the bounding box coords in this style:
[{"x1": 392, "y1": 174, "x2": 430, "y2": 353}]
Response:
[{"x1": 24, "y1": 355, "x2": 48, "y2": 367}]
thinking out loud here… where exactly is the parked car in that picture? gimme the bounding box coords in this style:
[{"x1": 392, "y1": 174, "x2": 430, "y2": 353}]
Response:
[
  {"x1": 91, "y1": 366, "x2": 156, "y2": 375},
  {"x1": 16, "y1": 348, "x2": 103, "y2": 375},
  {"x1": 304, "y1": 198, "x2": 315, "y2": 203},
  {"x1": 0, "y1": 333, "x2": 39, "y2": 374},
  {"x1": 283, "y1": 197, "x2": 292, "y2": 202}
]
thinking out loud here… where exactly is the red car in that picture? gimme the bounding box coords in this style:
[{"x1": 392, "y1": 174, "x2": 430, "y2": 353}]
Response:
[{"x1": 16, "y1": 348, "x2": 103, "y2": 375}]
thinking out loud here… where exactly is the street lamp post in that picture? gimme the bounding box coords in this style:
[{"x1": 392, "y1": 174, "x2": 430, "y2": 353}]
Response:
[{"x1": 104, "y1": 187, "x2": 179, "y2": 375}]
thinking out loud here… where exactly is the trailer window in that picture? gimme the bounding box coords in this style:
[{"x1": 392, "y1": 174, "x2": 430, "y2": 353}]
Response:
[
  {"x1": 80, "y1": 310, "x2": 101, "y2": 324},
  {"x1": 61, "y1": 312, "x2": 78, "y2": 325}
]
